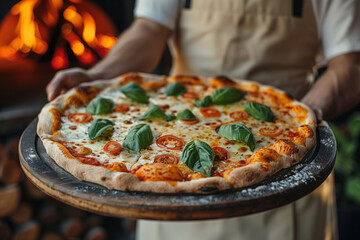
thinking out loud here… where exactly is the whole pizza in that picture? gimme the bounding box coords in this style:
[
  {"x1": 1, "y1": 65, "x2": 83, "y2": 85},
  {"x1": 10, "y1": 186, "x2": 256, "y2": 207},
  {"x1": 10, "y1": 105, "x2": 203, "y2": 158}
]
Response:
[{"x1": 37, "y1": 73, "x2": 316, "y2": 193}]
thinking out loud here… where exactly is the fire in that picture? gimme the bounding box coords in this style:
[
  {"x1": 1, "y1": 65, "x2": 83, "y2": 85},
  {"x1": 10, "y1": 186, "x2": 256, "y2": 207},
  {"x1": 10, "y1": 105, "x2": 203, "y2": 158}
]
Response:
[
  {"x1": 82, "y1": 12, "x2": 96, "y2": 44},
  {"x1": 63, "y1": 6, "x2": 82, "y2": 28},
  {"x1": 12, "y1": 0, "x2": 37, "y2": 51},
  {"x1": 71, "y1": 40, "x2": 85, "y2": 56},
  {"x1": 98, "y1": 35, "x2": 117, "y2": 49},
  {"x1": 0, "y1": 0, "x2": 118, "y2": 69},
  {"x1": 51, "y1": 47, "x2": 68, "y2": 69}
]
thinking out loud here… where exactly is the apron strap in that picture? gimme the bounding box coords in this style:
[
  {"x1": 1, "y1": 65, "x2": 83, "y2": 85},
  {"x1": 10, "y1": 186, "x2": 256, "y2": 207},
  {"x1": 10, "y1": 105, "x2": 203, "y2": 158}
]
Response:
[
  {"x1": 292, "y1": 0, "x2": 304, "y2": 18},
  {"x1": 184, "y1": 0, "x2": 192, "y2": 9}
]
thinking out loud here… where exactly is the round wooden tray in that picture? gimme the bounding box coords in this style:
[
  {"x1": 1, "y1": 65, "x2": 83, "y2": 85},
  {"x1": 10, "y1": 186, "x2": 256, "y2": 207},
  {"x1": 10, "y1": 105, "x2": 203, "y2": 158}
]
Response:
[{"x1": 19, "y1": 119, "x2": 336, "y2": 220}]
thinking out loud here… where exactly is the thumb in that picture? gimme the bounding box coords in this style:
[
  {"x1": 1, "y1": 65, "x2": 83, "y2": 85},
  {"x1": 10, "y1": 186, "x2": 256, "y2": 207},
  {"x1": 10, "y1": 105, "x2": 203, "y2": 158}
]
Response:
[
  {"x1": 312, "y1": 107, "x2": 323, "y2": 124},
  {"x1": 47, "y1": 76, "x2": 65, "y2": 101}
]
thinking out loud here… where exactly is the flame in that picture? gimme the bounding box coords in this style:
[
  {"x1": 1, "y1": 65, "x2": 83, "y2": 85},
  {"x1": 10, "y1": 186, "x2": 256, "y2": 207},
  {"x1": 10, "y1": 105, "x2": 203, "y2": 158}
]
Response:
[
  {"x1": 79, "y1": 48, "x2": 95, "y2": 65},
  {"x1": 82, "y1": 12, "x2": 96, "y2": 45},
  {"x1": 52, "y1": 0, "x2": 63, "y2": 9},
  {"x1": 71, "y1": 40, "x2": 85, "y2": 55},
  {"x1": 12, "y1": 0, "x2": 37, "y2": 52},
  {"x1": 0, "y1": 46, "x2": 17, "y2": 59},
  {"x1": 43, "y1": 0, "x2": 63, "y2": 26},
  {"x1": 51, "y1": 46, "x2": 68, "y2": 69},
  {"x1": 10, "y1": 38, "x2": 23, "y2": 51},
  {"x1": 0, "y1": 0, "x2": 118, "y2": 69},
  {"x1": 98, "y1": 34, "x2": 116, "y2": 49},
  {"x1": 63, "y1": 6, "x2": 82, "y2": 28},
  {"x1": 61, "y1": 23, "x2": 72, "y2": 35}
]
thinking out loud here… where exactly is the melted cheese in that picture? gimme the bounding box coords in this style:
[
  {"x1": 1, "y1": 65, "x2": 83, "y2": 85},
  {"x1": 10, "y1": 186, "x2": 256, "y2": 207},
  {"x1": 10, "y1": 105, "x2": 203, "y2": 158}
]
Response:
[{"x1": 55, "y1": 83, "x2": 309, "y2": 175}]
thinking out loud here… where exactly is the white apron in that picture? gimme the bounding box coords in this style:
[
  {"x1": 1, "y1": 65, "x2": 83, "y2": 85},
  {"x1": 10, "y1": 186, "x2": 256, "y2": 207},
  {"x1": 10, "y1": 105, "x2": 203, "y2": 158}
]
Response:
[{"x1": 137, "y1": 0, "x2": 337, "y2": 239}]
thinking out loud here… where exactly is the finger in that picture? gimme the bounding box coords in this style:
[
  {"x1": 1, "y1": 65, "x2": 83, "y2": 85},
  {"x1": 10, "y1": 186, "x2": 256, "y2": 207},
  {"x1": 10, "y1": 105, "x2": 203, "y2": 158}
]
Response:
[
  {"x1": 46, "y1": 84, "x2": 56, "y2": 102},
  {"x1": 47, "y1": 82, "x2": 62, "y2": 101},
  {"x1": 47, "y1": 75, "x2": 66, "y2": 101},
  {"x1": 313, "y1": 108, "x2": 323, "y2": 123}
]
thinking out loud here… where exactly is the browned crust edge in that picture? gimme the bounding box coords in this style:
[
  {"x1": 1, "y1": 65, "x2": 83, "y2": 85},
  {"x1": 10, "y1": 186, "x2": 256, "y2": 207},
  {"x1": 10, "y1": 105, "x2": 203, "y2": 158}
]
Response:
[{"x1": 226, "y1": 133, "x2": 316, "y2": 188}]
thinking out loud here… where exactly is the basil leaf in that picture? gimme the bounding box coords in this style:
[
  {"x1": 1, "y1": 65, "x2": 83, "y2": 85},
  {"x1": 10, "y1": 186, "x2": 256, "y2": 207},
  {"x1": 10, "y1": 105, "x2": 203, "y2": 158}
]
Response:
[
  {"x1": 244, "y1": 102, "x2": 275, "y2": 122},
  {"x1": 86, "y1": 97, "x2": 114, "y2": 115},
  {"x1": 166, "y1": 114, "x2": 177, "y2": 121},
  {"x1": 88, "y1": 119, "x2": 114, "y2": 140},
  {"x1": 180, "y1": 140, "x2": 215, "y2": 177},
  {"x1": 216, "y1": 123, "x2": 255, "y2": 151},
  {"x1": 195, "y1": 96, "x2": 212, "y2": 108},
  {"x1": 211, "y1": 87, "x2": 246, "y2": 105},
  {"x1": 165, "y1": 82, "x2": 187, "y2": 96},
  {"x1": 123, "y1": 124, "x2": 153, "y2": 152},
  {"x1": 177, "y1": 109, "x2": 197, "y2": 120},
  {"x1": 119, "y1": 82, "x2": 149, "y2": 104},
  {"x1": 135, "y1": 105, "x2": 166, "y2": 120}
]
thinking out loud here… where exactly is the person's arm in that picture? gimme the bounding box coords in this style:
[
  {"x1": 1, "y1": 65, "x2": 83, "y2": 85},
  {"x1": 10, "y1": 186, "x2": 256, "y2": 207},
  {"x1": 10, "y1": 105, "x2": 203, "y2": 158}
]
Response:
[
  {"x1": 46, "y1": 18, "x2": 171, "y2": 101},
  {"x1": 301, "y1": 52, "x2": 360, "y2": 120}
]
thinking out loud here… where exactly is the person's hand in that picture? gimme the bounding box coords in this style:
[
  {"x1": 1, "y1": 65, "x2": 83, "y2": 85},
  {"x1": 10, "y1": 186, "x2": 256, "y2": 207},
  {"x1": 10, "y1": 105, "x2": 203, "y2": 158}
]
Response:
[
  {"x1": 46, "y1": 68, "x2": 95, "y2": 101},
  {"x1": 311, "y1": 107, "x2": 323, "y2": 124},
  {"x1": 301, "y1": 96, "x2": 324, "y2": 123}
]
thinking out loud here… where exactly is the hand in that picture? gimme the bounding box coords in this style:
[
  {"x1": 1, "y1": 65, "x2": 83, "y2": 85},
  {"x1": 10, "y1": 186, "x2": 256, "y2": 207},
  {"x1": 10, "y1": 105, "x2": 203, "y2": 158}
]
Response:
[
  {"x1": 301, "y1": 53, "x2": 360, "y2": 121},
  {"x1": 46, "y1": 68, "x2": 95, "y2": 101},
  {"x1": 301, "y1": 98, "x2": 324, "y2": 123},
  {"x1": 311, "y1": 107, "x2": 323, "y2": 124}
]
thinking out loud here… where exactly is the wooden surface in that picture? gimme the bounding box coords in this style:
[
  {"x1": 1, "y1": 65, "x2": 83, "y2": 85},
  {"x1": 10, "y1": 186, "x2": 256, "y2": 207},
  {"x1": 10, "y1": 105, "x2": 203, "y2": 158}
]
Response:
[{"x1": 19, "y1": 119, "x2": 336, "y2": 220}]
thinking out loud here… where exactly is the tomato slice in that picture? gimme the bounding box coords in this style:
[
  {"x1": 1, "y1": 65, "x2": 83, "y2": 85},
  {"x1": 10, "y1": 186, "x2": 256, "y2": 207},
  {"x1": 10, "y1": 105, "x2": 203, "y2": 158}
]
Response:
[
  {"x1": 182, "y1": 91, "x2": 199, "y2": 99},
  {"x1": 229, "y1": 111, "x2": 248, "y2": 120},
  {"x1": 158, "y1": 104, "x2": 170, "y2": 110},
  {"x1": 68, "y1": 113, "x2": 92, "y2": 123},
  {"x1": 76, "y1": 146, "x2": 92, "y2": 155},
  {"x1": 212, "y1": 147, "x2": 231, "y2": 161},
  {"x1": 200, "y1": 107, "x2": 221, "y2": 117},
  {"x1": 258, "y1": 127, "x2": 283, "y2": 137},
  {"x1": 179, "y1": 118, "x2": 199, "y2": 125},
  {"x1": 114, "y1": 103, "x2": 129, "y2": 112},
  {"x1": 154, "y1": 154, "x2": 179, "y2": 165},
  {"x1": 156, "y1": 135, "x2": 186, "y2": 150},
  {"x1": 210, "y1": 121, "x2": 238, "y2": 129},
  {"x1": 104, "y1": 141, "x2": 122, "y2": 155}
]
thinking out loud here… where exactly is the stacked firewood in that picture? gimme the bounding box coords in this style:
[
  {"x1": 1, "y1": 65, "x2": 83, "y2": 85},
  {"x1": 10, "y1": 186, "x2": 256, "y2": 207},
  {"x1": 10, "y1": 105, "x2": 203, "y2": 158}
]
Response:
[{"x1": 0, "y1": 136, "x2": 136, "y2": 240}]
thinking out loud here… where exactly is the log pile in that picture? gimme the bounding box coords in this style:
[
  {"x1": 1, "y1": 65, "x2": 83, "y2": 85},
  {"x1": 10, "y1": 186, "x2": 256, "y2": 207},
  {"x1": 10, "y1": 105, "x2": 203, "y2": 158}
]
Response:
[{"x1": 0, "y1": 136, "x2": 135, "y2": 240}]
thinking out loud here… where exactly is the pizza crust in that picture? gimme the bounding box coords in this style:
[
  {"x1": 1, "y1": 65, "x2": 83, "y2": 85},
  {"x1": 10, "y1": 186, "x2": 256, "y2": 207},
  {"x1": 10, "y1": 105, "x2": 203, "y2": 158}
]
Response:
[
  {"x1": 226, "y1": 134, "x2": 315, "y2": 188},
  {"x1": 43, "y1": 139, "x2": 233, "y2": 193},
  {"x1": 38, "y1": 73, "x2": 317, "y2": 193}
]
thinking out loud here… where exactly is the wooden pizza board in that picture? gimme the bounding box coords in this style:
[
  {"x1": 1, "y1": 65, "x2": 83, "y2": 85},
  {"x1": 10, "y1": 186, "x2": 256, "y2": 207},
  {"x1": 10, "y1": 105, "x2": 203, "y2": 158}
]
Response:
[{"x1": 19, "y1": 119, "x2": 336, "y2": 220}]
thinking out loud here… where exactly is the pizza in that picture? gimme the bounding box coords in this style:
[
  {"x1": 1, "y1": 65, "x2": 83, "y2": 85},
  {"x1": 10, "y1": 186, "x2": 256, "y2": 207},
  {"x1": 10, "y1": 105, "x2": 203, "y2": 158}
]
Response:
[{"x1": 37, "y1": 72, "x2": 317, "y2": 193}]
